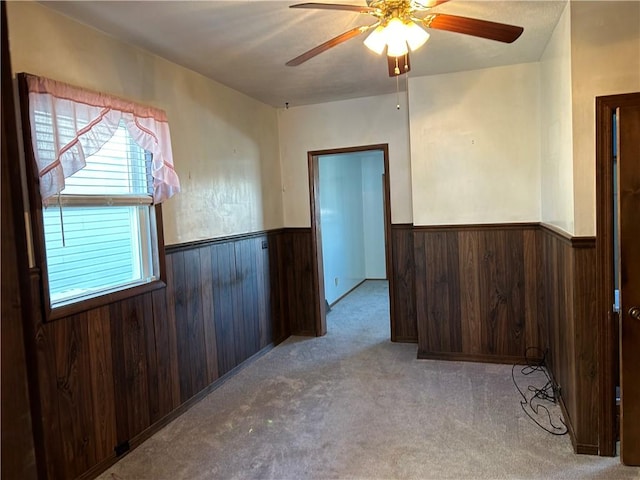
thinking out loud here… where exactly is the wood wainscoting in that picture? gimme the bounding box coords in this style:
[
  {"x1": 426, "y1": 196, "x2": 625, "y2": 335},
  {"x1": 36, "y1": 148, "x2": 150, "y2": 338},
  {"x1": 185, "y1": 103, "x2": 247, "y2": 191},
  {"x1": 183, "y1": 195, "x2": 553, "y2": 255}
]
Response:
[
  {"x1": 389, "y1": 224, "x2": 417, "y2": 342},
  {"x1": 15, "y1": 220, "x2": 601, "y2": 478},
  {"x1": 539, "y1": 224, "x2": 598, "y2": 454},
  {"x1": 409, "y1": 222, "x2": 597, "y2": 454},
  {"x1": 22, "y1": 228, "x2": 315, "y2": 480},
  {"x1": 414, "y1": 223, "x2": 543, "y2": 363}
]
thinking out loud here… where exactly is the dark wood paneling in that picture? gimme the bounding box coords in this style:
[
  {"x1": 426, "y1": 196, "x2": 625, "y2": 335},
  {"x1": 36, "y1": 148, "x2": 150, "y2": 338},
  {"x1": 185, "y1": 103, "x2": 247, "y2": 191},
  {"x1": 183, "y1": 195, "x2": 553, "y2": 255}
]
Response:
[
  {"x1": 413, "y1": 222, "x2": 598, "y2": 453},
  {"x1": 160, "y1": 254, "x2": 183, "y2": 411},
  {"x1": 110, "y1": 296, "x2": 152, "y2": 443},
  {"x1": 1, "y1": 3, "x2": 39, "y2": 476},
  {"x1": 213, "y1": 241, "x2": 238, "y2": 376},
  {"x1": 30, "y1": 273, "x2": 66, "y2": 478},
  {"x1": 389, "y1": 224, "x2": 417, "y2": 342},
  {"x1": 415, "y1": 224, "x2": 540, "y2": 362},
  {"x1": 54, "y1": 312, "x2": 98, "y2": 478},
  {"x1": 539, "y1": 224, "x2": 598, "y2": 454},
  {"x1": 20, "y1": 229, "x2": 296, "y2": 479},
  {"x1": 197, "y1": 247, "x2": 219, "y2": 386},
  {"x1": 86, "y1": 307, "x2": 117, "y2": 463},
  {"x1": 268, "y1": 232, "x2": 289, "y2": 343},
  {"x1": 277, "y1": 228, "x2": 317, "y2": 336},
  {"x1": 182, "y1": 248, "x2": 209, "y2": 397}
]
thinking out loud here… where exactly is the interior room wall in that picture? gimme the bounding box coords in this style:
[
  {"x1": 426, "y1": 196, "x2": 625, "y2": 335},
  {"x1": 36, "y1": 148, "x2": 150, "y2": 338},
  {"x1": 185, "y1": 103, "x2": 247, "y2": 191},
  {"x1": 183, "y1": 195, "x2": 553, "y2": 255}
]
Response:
[
  {"x1": 319, "y1": 154, "x2": 366, "y2": 305},
  {"x1": 278, "y1": 93, "x2": 412, "y2": 227},
  {"x1": 408, "y1": 62, "x2": 542, "y2": 226},
  {"x1": 540, "y1": 2, "x2": 575, "y2": 235},
  {"x1": 361, "y1": 152, "x2": 386, "y2": 279},
  {"x1": 318, "y1": 151, "x2": 386, "y2": 305},
  {"x1": 569, "y1": 0, "x2": 640, "y2": 236},
  {"x1": 7, "y1": 1, "x2": 284, "y2": 246}
]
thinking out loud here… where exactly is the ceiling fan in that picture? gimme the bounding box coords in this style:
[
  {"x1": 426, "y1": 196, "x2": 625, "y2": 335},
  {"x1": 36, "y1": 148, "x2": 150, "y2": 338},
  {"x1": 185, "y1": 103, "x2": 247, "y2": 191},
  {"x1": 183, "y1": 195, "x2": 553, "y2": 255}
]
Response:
[{"x1": 286, "y1": 0, "x2": 524, "y2": 77}]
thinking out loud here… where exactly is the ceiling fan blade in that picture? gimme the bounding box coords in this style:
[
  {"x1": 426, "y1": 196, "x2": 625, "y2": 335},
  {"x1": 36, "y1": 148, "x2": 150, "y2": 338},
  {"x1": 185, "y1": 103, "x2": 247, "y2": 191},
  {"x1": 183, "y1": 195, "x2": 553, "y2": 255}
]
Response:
[
  {"x1": 286, "y1": 25, "x2": 371, "y2": 66},
  {"x1": 387, "y1": 53, "x2": 411, "y2": 77},
  {"x1": 290, "y1": 3, "x2": 376, "y2": 14},
  {"x1": 425, "y1": 13, "x2": 523, "y2": 43}
]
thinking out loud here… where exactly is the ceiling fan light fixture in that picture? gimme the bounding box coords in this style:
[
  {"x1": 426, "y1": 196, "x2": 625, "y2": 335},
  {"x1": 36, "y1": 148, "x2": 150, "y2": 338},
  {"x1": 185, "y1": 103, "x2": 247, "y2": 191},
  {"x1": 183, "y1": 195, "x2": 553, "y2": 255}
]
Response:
[
  {"x1": 363, "y1": 25, "x2": 388, "y2": 55},
  {"x1": 405, "y1": 21, "x2": 430, "y2": 51},
  {"x1": 384, "y1": 17, "x2": 409, "y2": 56}
]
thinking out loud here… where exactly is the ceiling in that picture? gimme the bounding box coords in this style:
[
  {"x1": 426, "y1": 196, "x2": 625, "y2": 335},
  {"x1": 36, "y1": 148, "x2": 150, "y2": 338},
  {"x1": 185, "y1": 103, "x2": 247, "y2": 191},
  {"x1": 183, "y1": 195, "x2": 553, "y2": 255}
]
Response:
[{"x1": 41, "y1": 0, "x2": 567, "y2": 108}]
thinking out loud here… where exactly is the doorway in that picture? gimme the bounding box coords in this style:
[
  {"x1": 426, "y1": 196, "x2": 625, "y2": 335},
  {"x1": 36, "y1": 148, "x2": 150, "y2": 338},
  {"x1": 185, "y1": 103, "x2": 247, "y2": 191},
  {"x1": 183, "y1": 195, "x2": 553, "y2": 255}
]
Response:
[
  {"x1": 596, "y1": 92, "x2": 640, "y2": 463},
  {"x1": 308, "y1": 144, "x2": 394, "y2": 337}
]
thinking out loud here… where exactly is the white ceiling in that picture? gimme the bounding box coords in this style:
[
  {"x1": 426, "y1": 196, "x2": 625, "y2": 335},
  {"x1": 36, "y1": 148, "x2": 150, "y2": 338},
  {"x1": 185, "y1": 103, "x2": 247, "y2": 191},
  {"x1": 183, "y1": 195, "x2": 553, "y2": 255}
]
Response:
[{"x1": 41, "y1": 0, "x2": 567, "y2": 108}]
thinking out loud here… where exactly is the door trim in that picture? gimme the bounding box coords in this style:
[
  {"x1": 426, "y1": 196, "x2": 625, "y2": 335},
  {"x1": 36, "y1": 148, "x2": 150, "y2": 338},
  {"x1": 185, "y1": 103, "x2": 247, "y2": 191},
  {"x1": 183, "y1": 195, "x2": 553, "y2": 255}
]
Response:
[
  {"x1": 596, "y1": 92, "x2": 640, "y2": 456},
  {"x1": 307, "y1": 144, "x2": 393, "y2": 337}
]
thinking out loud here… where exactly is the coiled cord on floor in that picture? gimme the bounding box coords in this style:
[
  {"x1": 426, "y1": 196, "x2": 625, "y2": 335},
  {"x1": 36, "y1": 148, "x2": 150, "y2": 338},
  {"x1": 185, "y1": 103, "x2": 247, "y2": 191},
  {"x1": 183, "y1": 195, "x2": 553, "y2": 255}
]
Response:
[{"x1": 512, "y1": 347, "x2": 568, "y2": 436}]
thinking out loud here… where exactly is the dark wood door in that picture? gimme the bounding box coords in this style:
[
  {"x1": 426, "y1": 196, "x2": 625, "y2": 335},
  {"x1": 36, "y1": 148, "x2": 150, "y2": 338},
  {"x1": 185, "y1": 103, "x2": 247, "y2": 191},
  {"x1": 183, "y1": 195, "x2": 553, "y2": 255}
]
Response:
[{"x1": 619, "y1": 101, "x2": 640, "y2": 465}]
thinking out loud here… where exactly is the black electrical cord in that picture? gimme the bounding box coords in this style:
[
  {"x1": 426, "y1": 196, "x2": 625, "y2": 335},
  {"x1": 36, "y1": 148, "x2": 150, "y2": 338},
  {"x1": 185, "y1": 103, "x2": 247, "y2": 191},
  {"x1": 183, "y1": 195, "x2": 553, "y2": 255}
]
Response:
[{"x1": 512, "y1": 347, "x2": 568, "y2": 436}]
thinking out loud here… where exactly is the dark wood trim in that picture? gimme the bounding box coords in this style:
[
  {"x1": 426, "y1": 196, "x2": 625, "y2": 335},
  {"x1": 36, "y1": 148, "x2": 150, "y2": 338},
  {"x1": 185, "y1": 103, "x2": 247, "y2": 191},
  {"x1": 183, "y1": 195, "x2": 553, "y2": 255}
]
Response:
[
  {"x1": 595, "y1": 92, "x2": 640, "y2": 457},
  {"x1": 558, "y1": 394, "x2": 579, "y2": 453},
  {"x1": 539, "y1": 222, "x2": 574, "y2": 243},
  {"x1": 417, "y1": 351, "x2": 543, "y2": 365},
  {"x1": 308, "y1": 151, "x2": 326, "y2": 336},
  {"x1": 414, "y1": 222, "x2": 595, "y2": 247},
  {"x1": 281, "y1": 227, "x2": 314, "y2": 233},
  {"x1": 558, "y1": 395, "x2": 599, "y2": 455},
  {"x1": 596, "y1": 94, "x2": 616, "y2": 457},
  {"x1": 540, "y1": 222, "x2": 596, "y2": 248},
  {"x1": 48, "y1": 278, "x2": 167, "y2": 321},
  {"x1": 380, "y1": 145, "x2": 394, "y2": 340},
  {"x1": 413, "y1": 222, "x2": 539, "y2": 232},
  {"x1": 307, "y1": 144, "x2": 393, "y2": 339},
  {"x1": 391, "y1": 223, "x2": 413, "y2": 230},
  {"x1": 17, "y1": 72, "x2": 51, "y2": 316},
  {"x1": 1, "y1": 7, "x2": 40, "y2": 477},
  {"x1": 165, "y1": 229, "x2": 277, "y2": 254},
  {"x1": 307, "y1": 144, "x2": 390, "y2": 156},
  {"x1": 328, "y1": 279, "x2": 367, "y2": 308}
]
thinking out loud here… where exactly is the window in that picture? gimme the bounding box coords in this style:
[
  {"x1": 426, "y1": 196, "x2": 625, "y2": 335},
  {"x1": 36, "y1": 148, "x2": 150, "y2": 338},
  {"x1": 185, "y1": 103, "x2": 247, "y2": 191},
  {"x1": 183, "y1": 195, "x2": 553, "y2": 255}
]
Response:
[
  {"x1": 21, "y1": 73, "x2": 180, "y2": 316},
  {"x1": 41, "y1": 121, "x2": 159, "y2": 306}
]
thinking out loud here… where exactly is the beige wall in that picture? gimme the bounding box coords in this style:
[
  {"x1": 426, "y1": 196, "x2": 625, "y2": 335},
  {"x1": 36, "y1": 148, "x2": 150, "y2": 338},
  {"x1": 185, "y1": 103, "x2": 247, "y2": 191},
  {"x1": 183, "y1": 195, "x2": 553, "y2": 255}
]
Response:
[
  {"x1": 570, "y1": 0, "x2": 640, "y2": 236},
  {"x1": 7, "y1": 1, "x2": 283, "y2": 245},
  {"x1": 408, "y1": 63, "x2": 541, "y2": 226},
  {"x1": 278, "y1": 93, "x2": 412, "y2": 226},
  {"x1": 9, "y1": 1, "x2": 639, "y2": 239},
  {"x1": 540, "y1": 2, "x2": 574, "y2": 234}
]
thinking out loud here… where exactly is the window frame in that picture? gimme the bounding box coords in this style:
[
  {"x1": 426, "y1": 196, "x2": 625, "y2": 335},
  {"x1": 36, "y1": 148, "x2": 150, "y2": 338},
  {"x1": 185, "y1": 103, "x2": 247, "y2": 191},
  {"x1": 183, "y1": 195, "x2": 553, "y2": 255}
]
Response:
[{"x1": 18, "y1": 73, "x2": 167, "y2": 322}]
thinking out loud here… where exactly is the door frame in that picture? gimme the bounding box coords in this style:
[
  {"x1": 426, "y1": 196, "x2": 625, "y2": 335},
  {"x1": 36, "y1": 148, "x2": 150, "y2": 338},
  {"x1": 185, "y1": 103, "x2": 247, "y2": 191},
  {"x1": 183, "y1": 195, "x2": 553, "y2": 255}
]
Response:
[
  {"x1": 307, "y1": 144, "x2": 393, "y2": 337},
  {"x1": 596, "y1": 92, "x2": 640, "y2": 456}
]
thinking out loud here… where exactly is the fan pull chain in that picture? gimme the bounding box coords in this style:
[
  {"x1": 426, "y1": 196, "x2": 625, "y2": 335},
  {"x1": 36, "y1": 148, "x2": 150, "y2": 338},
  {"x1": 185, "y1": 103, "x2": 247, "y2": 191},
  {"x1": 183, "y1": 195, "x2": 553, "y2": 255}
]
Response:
[{"x1": 394, "y1": 57, "x2": 400, "y2": 109}]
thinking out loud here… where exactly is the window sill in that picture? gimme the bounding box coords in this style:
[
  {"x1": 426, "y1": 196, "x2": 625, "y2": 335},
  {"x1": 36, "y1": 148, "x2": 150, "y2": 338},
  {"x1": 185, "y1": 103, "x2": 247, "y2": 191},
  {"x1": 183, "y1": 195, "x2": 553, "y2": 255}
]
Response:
[{"x1": 45, "y1": 278, "x2": 166, "y2": 322}]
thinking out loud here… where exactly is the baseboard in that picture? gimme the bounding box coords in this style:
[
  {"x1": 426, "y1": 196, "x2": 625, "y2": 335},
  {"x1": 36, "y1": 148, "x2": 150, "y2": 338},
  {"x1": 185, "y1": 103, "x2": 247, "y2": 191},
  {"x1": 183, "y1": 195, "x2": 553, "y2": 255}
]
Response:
[
  {"x1": 290, "y1": 329, "x2": 316, "y2": 337},
  {"x1": 77, "y1": 340, "x2": 282, "y2": 480},
  {"x1": 551, "y1": 370, "x2": 599, "y2": 456},
  {"x1": 417, "y1": 350, "x2": 543, "y2": 365},
  {"x1": 328, "y1": 279, "x2": 367, "y2": 308},
  {"x1": 392, "y1": 336, "x2": 418, "y2": 344}
]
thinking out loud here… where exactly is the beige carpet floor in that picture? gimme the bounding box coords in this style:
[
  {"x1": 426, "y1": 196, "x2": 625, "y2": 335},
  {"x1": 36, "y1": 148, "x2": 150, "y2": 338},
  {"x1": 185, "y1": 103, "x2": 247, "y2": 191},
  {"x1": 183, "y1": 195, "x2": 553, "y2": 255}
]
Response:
[{"x1": 99, "y1": 280, "x2": 640, "y2": 480}]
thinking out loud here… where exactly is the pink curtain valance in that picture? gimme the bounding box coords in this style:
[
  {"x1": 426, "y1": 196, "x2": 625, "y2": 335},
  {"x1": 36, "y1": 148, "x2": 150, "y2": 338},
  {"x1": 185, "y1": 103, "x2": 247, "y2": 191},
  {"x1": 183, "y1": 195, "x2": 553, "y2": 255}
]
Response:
[{"x1": 25, "y1": 73, "x2": 180, "y2": 204}]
